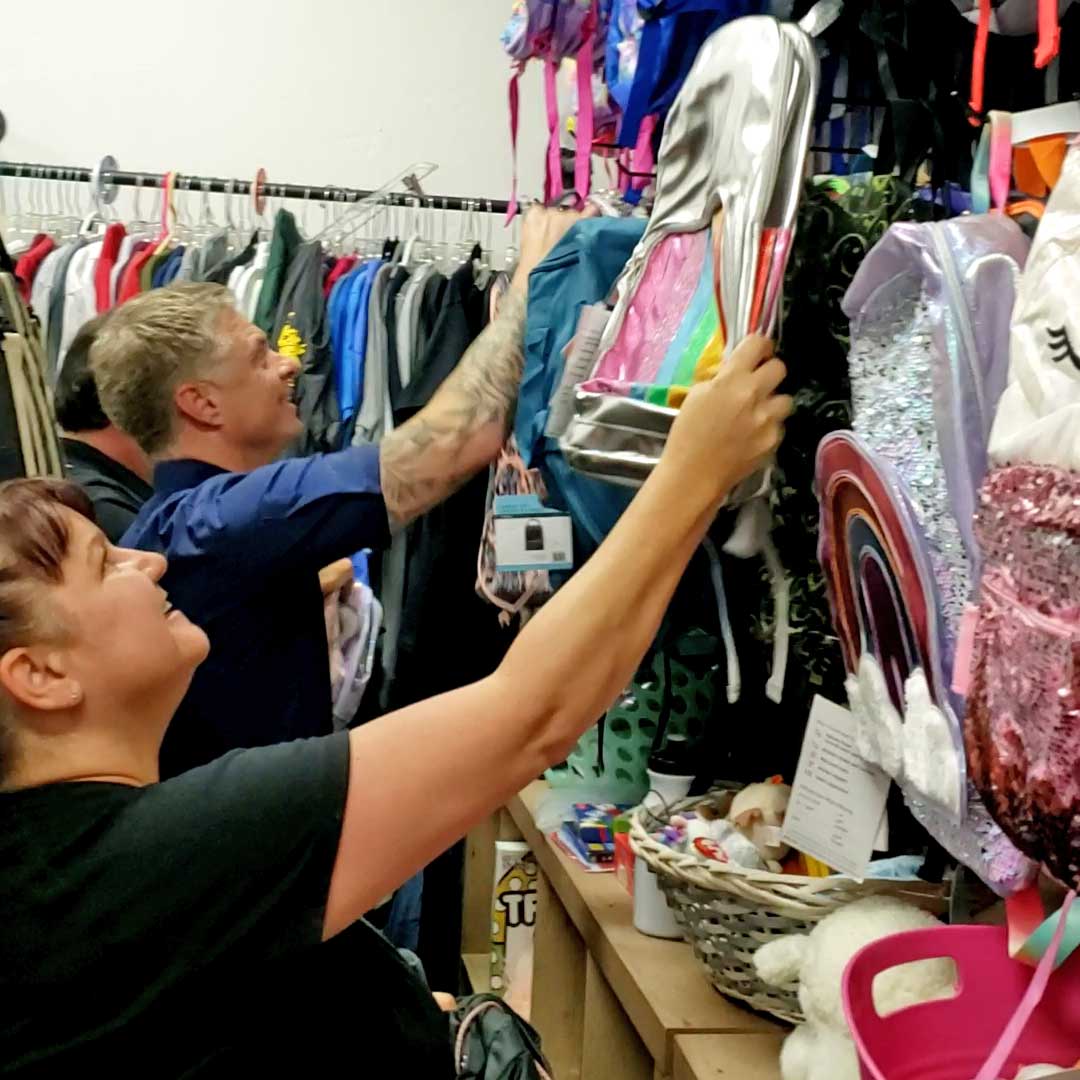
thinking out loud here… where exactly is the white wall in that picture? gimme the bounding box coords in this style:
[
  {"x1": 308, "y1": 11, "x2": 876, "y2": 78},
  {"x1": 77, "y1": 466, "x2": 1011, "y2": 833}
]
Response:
[{"x1": 1, "y1": 0, "x2": 547, "y2": 223}]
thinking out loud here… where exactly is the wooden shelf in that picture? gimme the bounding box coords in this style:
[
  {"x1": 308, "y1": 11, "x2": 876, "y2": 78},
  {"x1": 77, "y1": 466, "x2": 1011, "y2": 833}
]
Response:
[
  {"x1": 673, "y1": 1034, "x2": 786, "y2": 1080},
  {"x1": 506, "y1": 781, "x2": 780, "y2": 1075},
  {"x1": 462, "y1": 951, "x2": 491, "y2": 994}
]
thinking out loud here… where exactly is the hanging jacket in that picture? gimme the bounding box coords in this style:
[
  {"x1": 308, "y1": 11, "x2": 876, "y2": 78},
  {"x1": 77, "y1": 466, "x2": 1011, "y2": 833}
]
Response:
[
  {"x1": 14, "y1": 233, "x2": 55, "y2": 303},
  {"x1": 116, "y1": 240, "x2": 159, "y2": 305},
  {"x1": 255, "y1": 209, "x2": 302, "y2": 334},
  {"x1": 93, "y1": 223, "x2": 126, "y2": 313},
  {"x1": 46, "y1": 237, "x2": 90, "y2": 384},
  {"x1": 350, "y1": 262, "x2": 392, "y2": 447},
  {"x1": 192, "y1": 230, "x2": 230, "y2": 282},
  {"x1": 203, "y1": 232, "x2": 258, "y2": 287},
  {"x1": 271, "y1": 240, "x2": 339, "y2": 454}
]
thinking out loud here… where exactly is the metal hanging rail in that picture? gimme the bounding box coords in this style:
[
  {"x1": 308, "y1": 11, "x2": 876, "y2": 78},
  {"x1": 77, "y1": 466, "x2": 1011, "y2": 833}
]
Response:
[{"x1": 0, "y1": 160, "x2": 519, "y2": 215}]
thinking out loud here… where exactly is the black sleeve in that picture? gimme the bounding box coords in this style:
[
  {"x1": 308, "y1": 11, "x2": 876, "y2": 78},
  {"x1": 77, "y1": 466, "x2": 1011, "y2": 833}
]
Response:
[{"x1": 99, "y1": 733, "x2": 350, "y2": 965}]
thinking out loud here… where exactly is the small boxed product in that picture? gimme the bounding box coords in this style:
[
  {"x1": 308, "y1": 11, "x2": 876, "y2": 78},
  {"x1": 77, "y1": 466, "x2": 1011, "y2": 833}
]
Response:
[
  {"x1": 613, "y1": 831, "x2": 635, "y2": 896},
  {"x1": 490, "y1": 841, "x2": 539, "y2": 996}
]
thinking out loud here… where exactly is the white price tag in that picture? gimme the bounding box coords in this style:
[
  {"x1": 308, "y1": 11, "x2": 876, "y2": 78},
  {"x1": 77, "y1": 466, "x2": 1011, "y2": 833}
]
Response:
[{"x1": 781, "y1": 696, "x2": 892, "y2": 881}]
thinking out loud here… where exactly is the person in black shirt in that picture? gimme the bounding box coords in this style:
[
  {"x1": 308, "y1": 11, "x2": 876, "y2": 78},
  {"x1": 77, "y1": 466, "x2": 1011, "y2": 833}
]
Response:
[
  {"x1": 55, "y1": 315, "x2": 153, "y2": 542},
  {"x1": 0, "y1": 335, "x2": 789, "y2": 1076}
]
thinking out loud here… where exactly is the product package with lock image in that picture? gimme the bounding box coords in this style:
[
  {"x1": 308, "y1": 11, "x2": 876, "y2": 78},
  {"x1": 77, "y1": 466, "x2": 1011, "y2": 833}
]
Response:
[{"x1": 490, "y1": 841, "x2": 539, "y2": 999}]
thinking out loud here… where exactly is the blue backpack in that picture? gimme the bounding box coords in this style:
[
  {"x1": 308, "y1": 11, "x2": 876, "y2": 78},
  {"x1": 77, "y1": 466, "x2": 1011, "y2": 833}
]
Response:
[{"x1": 513, "y1": 216, "x2": 645, "y2": 557}]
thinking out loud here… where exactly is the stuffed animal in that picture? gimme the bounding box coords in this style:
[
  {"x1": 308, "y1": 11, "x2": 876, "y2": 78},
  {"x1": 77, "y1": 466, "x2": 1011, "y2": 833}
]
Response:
[
  {"x1": 728, "y1": 776, "x2": 792, "y2": 865},
  {"x1": 753, "y1": 896, "x2": 955, "y2": 1080},
  {"x1": 681, "y1": 815, "x2": 771, "y2": 871}
]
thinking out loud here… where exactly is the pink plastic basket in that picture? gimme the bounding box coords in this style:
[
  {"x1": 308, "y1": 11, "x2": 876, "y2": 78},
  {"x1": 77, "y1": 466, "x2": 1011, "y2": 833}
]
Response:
[{"x1": 843, "y1": 925, "x2": 1080, "y2": 1080}]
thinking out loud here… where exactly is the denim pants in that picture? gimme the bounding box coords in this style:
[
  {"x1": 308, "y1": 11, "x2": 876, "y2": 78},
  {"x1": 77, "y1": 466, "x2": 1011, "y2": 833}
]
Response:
[{"x1": 384, "y1": 870, "x2": 424, "y2": 951}]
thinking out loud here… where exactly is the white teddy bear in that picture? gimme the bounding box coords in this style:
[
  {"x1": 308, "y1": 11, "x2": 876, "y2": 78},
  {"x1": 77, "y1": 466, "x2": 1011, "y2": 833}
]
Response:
[{"x1": 753, "y1": 896, "x2": 956, "y2": 1080}]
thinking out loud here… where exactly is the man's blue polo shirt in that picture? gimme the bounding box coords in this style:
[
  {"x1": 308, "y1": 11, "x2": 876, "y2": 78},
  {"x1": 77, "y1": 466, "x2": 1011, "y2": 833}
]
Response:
[{"x1": 122, "y1": 446, "x2": 389, "y2": 778}]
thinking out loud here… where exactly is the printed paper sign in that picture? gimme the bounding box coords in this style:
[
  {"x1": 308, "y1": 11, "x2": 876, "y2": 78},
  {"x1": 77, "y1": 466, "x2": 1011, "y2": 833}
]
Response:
[{"x1": 781, "y1": 696, "x2": 892, "y2": 881}]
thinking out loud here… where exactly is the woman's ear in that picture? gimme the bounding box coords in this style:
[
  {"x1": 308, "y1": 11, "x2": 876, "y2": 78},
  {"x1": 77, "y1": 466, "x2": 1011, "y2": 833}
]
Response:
[{"x1": 0, "y1": 647, "x2": 82, "y2": 713}]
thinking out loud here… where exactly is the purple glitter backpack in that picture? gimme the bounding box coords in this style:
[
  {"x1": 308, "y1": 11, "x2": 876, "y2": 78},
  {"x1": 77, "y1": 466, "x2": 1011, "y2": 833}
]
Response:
[{"x1": 833, "y1": 213, "x2": 1035, "y2": 893}]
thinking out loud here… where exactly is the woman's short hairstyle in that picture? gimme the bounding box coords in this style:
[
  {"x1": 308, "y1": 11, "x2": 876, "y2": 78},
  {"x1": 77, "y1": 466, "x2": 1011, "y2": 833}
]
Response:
[{"x1": 0, "y1": 478, "x2": 96, "y2": 783}]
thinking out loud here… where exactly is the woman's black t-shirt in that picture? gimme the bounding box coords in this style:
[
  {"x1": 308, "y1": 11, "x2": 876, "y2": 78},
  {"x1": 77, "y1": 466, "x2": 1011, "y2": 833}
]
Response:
[{"x1": 0, "y1": 733, "x2": 453, "y2": 1077}]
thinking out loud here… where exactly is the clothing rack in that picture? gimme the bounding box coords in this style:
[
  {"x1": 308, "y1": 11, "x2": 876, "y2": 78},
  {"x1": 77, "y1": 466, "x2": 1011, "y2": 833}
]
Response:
[{"x1": 0, "y1": 160, "x2": 519, "y2": 215}]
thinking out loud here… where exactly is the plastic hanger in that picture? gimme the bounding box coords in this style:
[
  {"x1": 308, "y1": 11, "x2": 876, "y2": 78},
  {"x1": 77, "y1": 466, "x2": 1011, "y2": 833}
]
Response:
[
  {"x1": 399, "y1": 197, "x2": 422, "y2": 267},
  {"x1": 152, "y1": 171, "x2": 178, "y2": 256},
  {"x1": 221, "y1": 179, "x2": 240, "y2": 252},
  {"x1": 409, "y1": 198, "x2": 432, "y2": 266},
  {"x1": 250, "y1": 168, "x2": 268, "y2": 241},
  {"x1": 455, "y1": 200, "x2": 473, "y2": 266},
  {"x1": 504, "y1": 206, "x2": 520, "y2": 271},
  {"x1": 315, "y1": 162, "x2": 436, "y2": 251},
  {"x1": 300, "y1": 187, "x2": 313, "y2": 238},
  {"x1": 46, "y1": 169, "x2": 74, "y2": 241},
  {"x1": 29, "y1": 169, "x2": 46, "y2": 237},
  {"x1": 171, "y1": 177, "x2": 194, "y2": 243},
  {"x1": 5, "y1": 166, "x2": 24, "y2": 240},
  {"x1": 54, "y1": 170, "x2": 77, "y2": 241},
  {"x1": 33, "y1": 169, "x2": 51, "y2": 237},
  {"x1": 268, "y1": 183, "x2": 286, "y2": 238},
  {"x1": 317, "y1": 189, "x2": 333, "y2": 238},
  {"x1": 474, "y1": 201, "x2": 494, "y2": 289},
  {"x1": 128, "y1": 175, "x2": 151, "y2": 239},
  {"x1": 194, "y1": 179, "x2": 217, "y2": 242}
]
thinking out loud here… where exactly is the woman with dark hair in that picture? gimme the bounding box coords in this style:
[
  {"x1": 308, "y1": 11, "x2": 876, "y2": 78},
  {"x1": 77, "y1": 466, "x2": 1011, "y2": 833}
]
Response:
[{"x1": 0, "y1": 337, "x2": 789, "y2": 1077}]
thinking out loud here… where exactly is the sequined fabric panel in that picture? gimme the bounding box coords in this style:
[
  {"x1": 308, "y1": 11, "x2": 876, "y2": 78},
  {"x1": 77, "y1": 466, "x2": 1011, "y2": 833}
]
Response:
[
  {"x1": 849, "y1": 273, "x2": 971, "y2": 628},
  {"x1": 976, "y1": 465, "x2": 1080, "y2": 618},
  {"x1": 905, "y1": 784, "x2": 1037, "y2": 896},
  {"x1": 967, "y1": 465, "x2": 1080, "y2": 889}
]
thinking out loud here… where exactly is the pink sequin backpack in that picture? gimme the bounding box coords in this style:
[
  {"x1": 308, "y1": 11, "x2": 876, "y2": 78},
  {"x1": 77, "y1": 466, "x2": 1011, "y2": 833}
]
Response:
[{"x1": 966, "y1": 142, "x2": 1080, "y2": 889}]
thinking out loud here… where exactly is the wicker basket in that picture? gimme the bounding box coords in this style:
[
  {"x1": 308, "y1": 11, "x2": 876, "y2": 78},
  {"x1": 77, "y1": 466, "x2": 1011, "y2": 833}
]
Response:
[{"x1": 629, "y1": 791, "x2": 949, "y2": 1024}]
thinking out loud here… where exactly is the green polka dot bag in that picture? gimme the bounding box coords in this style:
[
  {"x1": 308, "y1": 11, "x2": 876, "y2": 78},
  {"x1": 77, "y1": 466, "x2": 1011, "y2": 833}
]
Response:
[{"x1": 547, "y1": 629, "x2": 718, "y2": 802}]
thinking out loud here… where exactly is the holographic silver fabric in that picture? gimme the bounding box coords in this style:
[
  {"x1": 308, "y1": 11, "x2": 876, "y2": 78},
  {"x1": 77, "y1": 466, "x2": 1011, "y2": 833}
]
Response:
[
  {"x1": 561, "y1": 15, "x2": 818, "y2": 486},
  {"x1": 848, "y1": 278, "x2": 971, "y2": 624}
]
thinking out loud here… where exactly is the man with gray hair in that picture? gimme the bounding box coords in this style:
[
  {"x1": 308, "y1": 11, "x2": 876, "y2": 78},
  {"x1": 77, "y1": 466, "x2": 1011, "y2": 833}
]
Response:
[{"x1": 92, "y1": 207, "x2": 579, "y2": 778}]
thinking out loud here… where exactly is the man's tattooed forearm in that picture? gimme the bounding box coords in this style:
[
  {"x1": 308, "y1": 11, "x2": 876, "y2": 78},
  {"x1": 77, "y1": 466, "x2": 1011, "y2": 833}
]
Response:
[{"x1": 380, "y1": 288, "x2": 527, "y2": 529}]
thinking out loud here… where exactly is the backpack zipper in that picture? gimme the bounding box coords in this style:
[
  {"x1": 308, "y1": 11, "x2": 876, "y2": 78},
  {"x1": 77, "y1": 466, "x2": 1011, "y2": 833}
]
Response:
[{"x1": 931, "y1": 222, "x2": 987, "y2": 429}]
